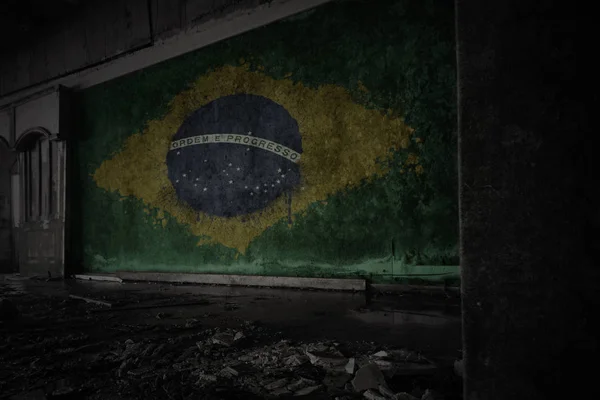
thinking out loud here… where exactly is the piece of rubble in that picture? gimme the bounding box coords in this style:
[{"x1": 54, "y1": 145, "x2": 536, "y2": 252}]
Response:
[
  {"x1": 295, "y1": 385, "x2": 321, "y2": 396},
  {"x1": 364, "y1": 389, "x2": 387, "y2": 400},
  {"x1": 68, "y1": 294, "x2": 112, "y2": 308},
  {"x1": 128, "y1": 366, "x2": 155, "y2": 378},
  {"x1": 288, "y1": 377, "x2": 317, "y2": 392},
  {"x1": 195, "y1": 372, "x2": 217, "y2": 384},
  {"x1": 345, "y1": 358, "x2": 356, "y2": 374},
  {"x1": 373, "y1": 351, "x2": 389, "y2": 358},
  {"x1": 378, "y1": 384, "x2": 396, "y2": 398},
  {"x1": 271, "y1": 387, "x2": 291, "y2": 396},
  {"x1": 421, "y1": 389, "x2": 441, "y2": 400},
  {"x1": 352, "y1": 364, "x2": 387, "y2": 392},
  {"x1": 220, "y1": 366, "x2": 239, "y2": 377},
  {"x1": 284, "y1": 354, "x2": 306, "y2": 367},
  {"x1": 395, "y1": 393, "x2": 420, "y2": 400},
  {"x1": 323, "y1": 372, "x2": 352, "y2": 389},
  {"x1": 264, "y1": 378, "x2": 289, "y2": 391},
  {"x1": 211, "y1": 331, "x2": 244, "y2": 347},
  {"x1": 306, "y1": 350, "x2": 348, "y2": 371}
]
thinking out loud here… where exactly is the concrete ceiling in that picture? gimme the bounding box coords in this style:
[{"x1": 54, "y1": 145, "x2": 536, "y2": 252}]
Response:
[{"x1": 0, "y1": 0, "x2": 84, "y2": 53}]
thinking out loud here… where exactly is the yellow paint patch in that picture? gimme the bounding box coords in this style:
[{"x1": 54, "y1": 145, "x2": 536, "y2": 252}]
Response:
[{"x1": 93, "y1": 65, "x2": 413, "y2": 253}]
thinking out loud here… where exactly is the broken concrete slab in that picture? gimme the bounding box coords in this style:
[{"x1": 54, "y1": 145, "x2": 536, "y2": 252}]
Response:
[
  {"x1": 352, "y1": 364, "x2": 387, "y2": 392},
  {"x1": 116, "y1": 271, "x2": 366, "y2": 292},
  {"x1": 74, "y1": 274, "x2": 123, "y2": 283},
  {"x1": 345, "y1": 357, "x2": 356, "y2": 374},
  {"x1": 395, "y1": 393, "x2": 420, "y2": 400},
  {"x1": 68, "y1": 294, "x2": 112, "y2": 308},
  {"x1": 306, "y1": 350, "x2": 348, "y2": 371},
  {"x1": 211, "y1": 331, "x2": 244, "y2": 347},
  {"x1": 322, "y1": 372, "x2": 352, "y2": 389},
  {"x1": 295, "y1": 385, "x2": 322, "y2": 396},
  {"x1": 363, "y1": 389, "x2": 387, "y2": 400},
  {"x1": 264, "y1": 378, "x2": 289, "y2": 391}
]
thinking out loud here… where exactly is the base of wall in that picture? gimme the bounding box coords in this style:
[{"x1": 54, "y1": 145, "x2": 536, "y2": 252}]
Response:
[{"x1": 115, "y1": 271, "x2": 366, "y2": 291}]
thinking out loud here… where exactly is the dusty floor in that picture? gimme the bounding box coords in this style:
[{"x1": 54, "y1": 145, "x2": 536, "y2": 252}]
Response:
[{"x1": 0, "y1": 274, "x2": 462, "y2": 400}]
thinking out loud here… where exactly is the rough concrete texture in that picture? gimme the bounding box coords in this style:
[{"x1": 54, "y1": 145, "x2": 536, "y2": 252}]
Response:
[
  {"x1": 0, "y1": 274, "x2": 462, "y2": 398},
  {"x1": 116, "y1": 271, "x2": 366, "y2": 291},
  {"x1": 457, "y1": 0, "x2": 595, "y2": 399}
]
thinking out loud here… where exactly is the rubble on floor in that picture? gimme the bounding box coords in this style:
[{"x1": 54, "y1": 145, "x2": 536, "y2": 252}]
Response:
[{"x1": 0, "y1": 279, "x2": 462, "y2": 399}]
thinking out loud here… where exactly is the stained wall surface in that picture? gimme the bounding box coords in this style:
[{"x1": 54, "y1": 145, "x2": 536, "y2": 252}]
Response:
[{"x1": 73, "y1": 0, "x2": 458, "y2": 283}]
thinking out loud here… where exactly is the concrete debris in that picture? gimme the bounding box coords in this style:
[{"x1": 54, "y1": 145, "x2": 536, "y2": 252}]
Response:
[
  {"x1": 285, "y1": 354, "x2": 306, "y2": 367},
  {"x1": 352, "y1": 364, "x2": 387, "y2": 392},
  {"x1": 288, "y1": 377, "x2": 318, "y2": 392},
  {"x1": 323, "y1": 372, "x2": 352, "y2": 389},
  {"x1": 0, "y1": 281, "x2": 459, "y2": 400},
  {"x1": 420, "y1": 389, "x2": 442, "y2": 400},
  {"x1": 295, "y1": 385, "x2": 322, "y2": 396},
  {"x1": 364, "y1": 389, "x2": 387, "y2": 400},
  {"x1": 378, "y1": 384, "x2": 396, "y2": 398},
  {"x1": 220, "y1": 366, "x2": 239, "y2": 377},
  {"x1": 271, "y1": 387, "x2": 291, "y2": 396},
  {"x1": 395, "y1": 393, "x2": 420, "y2": 400},
  {"x1": 306, "y1": 350, "x2": 348, "y2": 371},
  {"x1": 211, "y1": 330, "x2": 244, "y2": 347},
  {"x1": 68, "y1": 294, "x2": 112, "y2": 308},
  {"x1": 345, "y1": 357, "x2": 356, "y2": 374},
  {"x1": 264, "y1": 378, "x2": 290, "y2": 390}
]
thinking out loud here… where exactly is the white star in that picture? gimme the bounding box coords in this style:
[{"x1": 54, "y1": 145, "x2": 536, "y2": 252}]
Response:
[
  {"x1": 236, "y1": 167, "x2": 241, "y2": 171},
  {"x1": 177, "y1": 151, "x2": 180, "y2": 155},
  {"x1": 195, "y1": 178, "x2": 199, "y2": 181},
  {"x1": 244, "y1": 186, "x2": 248, "y2": 189},
  {"x1": 264, "y1": 183, "x2": 267, "y2": 186},
  {"x1": 194, "y1": 184, "x2": 197, "y2": 187},
  {"x1": 182, "y1": 174, "x2": 187, "y2": 177},
  {"x1": 271, "y1": 184, "x2": 274, "y2": 187},
  {"x1": 228, "y1": 163, "x2": 232, "y2": 167},
  {"x1": 246, "y1": 148, "x2": 250, "y2": 151},
  {"x1": 278, "y1": 168, "x2": 282, "y2": 173},
  {"x1": 204, "y1": 160, "x2": 207, "y2": 163},
  {"x1": 247, "y1": 131, "x2": 252, "y2": 135},
  {"x1": 264, "y1": 190, "x2": 267, "y2": 193},
  {"x1": 250, "y1": 192, "x2": 254, "y2": 196},
  {"x1": 281, "y1": 174, "x2": 285, "y2": 178},
  {"x1": 229, "y1": 180, "x2": 233, "y2": 184},
  {"x1": 276, "y1": 180, "x2": 280, "y2": 184},
  {"x1": 222, "y1": 170, "x2": 226, "y2": 173},
  {"x1": 203, "y1": 187, "x2": 207, "y2": 192},
  {"x1": 176, "y1": 180, "x2": 179, "y2": 183},
  {"x1": 255, "y1": 186, "x2": 259, "y2": 190}
]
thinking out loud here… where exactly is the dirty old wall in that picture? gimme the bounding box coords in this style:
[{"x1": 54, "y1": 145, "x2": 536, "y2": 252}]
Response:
[{"x1": 73, "y1": 0, "x2": 458, "y2": 283}]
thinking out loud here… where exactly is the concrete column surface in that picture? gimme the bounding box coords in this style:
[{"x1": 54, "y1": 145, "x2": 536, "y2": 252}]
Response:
[{"x1": 457, "y1": 0, "x2": 595, "y2": 399}]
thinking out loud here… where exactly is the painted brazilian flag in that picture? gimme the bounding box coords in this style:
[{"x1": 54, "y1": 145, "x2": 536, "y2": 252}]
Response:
[{"x1": 74, "y1": 0, "x2": 458, "y2": 282}]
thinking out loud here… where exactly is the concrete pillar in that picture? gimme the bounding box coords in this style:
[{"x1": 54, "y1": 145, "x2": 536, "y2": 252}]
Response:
[{"x1": 457, "y1": 1, "x2": 596, "y2": 399}]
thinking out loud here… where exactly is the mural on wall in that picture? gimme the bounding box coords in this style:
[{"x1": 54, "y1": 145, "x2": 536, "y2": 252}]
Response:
[
  {"x1": 93, "y1": 66, "x2": 412, "y2": 253},
  {"x1": 75, "y1": 0, "x2": 458, "y2": 282}
]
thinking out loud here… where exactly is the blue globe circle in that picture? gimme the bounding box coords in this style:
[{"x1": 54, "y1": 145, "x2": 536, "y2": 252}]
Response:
[{"x1": 166, "y1": 94, "x2": 302, "y2": 217}]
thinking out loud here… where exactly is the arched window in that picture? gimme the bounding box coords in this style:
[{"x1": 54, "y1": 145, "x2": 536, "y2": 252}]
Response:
[{"x1": 14, "y1": 128, "x2": 58, "y2": 223}]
